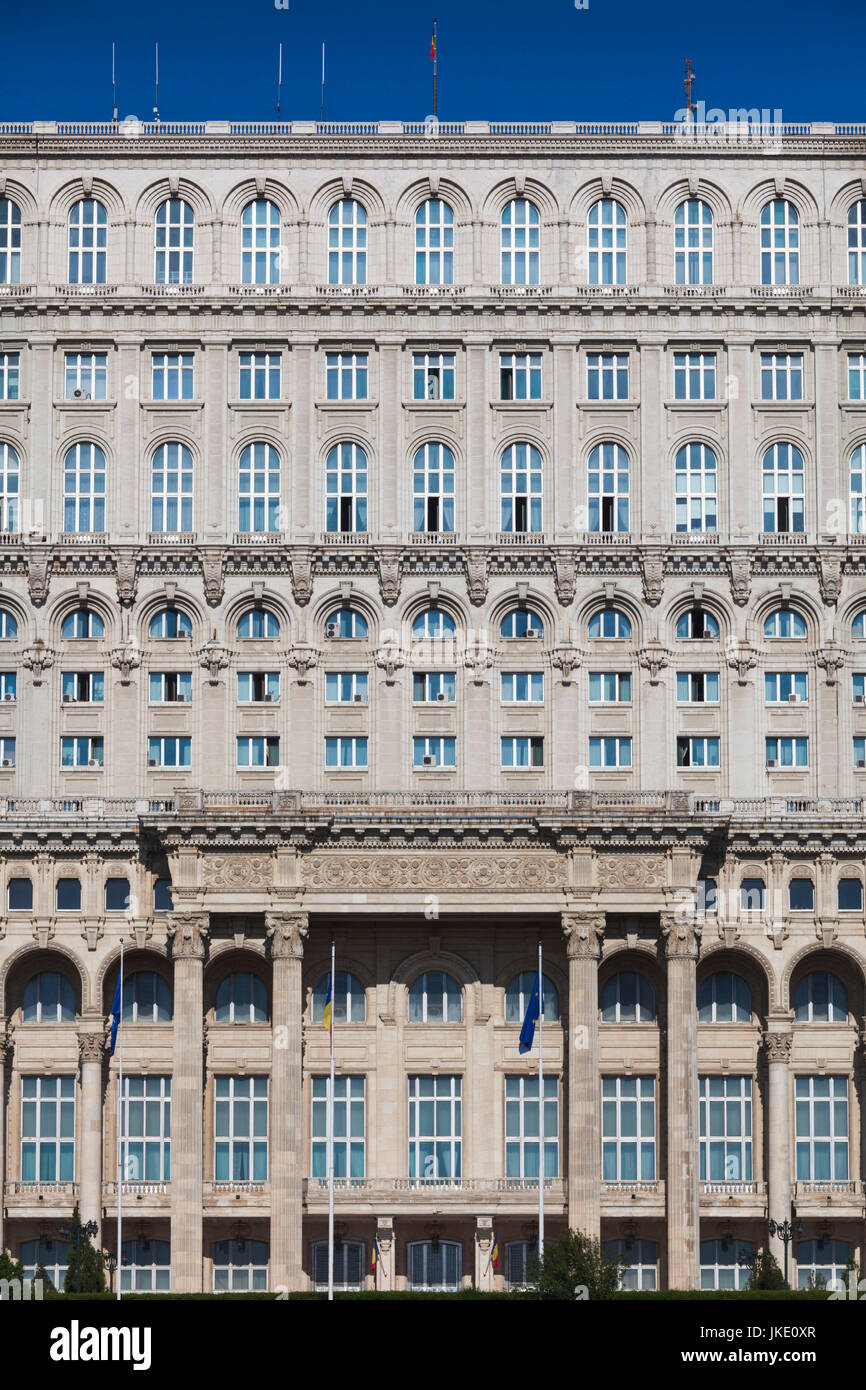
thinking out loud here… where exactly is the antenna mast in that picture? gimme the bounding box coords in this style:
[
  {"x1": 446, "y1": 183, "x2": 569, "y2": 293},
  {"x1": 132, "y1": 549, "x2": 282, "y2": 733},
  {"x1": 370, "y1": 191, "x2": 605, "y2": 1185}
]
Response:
[{"x1": 683, "y1": 57, "x2": 696, "y2": 121}]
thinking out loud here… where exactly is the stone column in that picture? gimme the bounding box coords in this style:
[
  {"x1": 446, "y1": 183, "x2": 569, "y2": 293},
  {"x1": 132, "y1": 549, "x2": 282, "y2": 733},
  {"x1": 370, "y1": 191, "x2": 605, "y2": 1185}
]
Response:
[
  {"x1": 168, "y1": 911, "x2": 208, "y2": 1293},
  {"x1": 562, "y1": 911, "x2": 604, "y2": 1237},
  {"x1": 78, "y1": 1030, "x2": 105, "y2": 1241},
  {"x1": 375, "y1": 1217, "x2": 395, "y2": 1290},
  {"x1": 0, "y1": 1023, "x2": 7, "y2": 1255},
  {"x1": 266, "y1": 910, "x2": 308, "y2": 1291},
  {"x1": 764, "y1": 1026, "x2": 793, "y2": 1272},
  {"x1": 662, "y1": 913, "x2": 701, "y2": 1290},
  {"x1": 475, "y1": 1215, "x2": 495, "y2": 1290}
]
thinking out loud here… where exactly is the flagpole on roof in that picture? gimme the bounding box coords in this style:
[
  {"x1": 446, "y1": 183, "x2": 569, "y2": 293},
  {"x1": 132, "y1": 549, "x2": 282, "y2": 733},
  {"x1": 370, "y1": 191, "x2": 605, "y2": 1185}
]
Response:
[
  {"x1": 116, "y1": 936, "x2": 124, "y2": 1300},
  {"x1": 327, "y1": 936, "x2": 336, "y2": 1301},
  {"x1": 432, "y1": 19, "x2": 438, "y2": 119},
  {"x1": 537, "y1": 936, "x2": 544, "y2": 1264}
]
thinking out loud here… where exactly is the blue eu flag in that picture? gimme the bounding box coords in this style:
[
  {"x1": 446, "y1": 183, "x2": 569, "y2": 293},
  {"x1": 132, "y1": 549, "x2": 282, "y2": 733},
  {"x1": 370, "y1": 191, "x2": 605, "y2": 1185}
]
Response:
[
  {"x1": 109, "y1": 978, "x2": 122, "y2": 1056},
  {"x1": 518, "y1": 971, "x2": 542, "y2": 1054}
]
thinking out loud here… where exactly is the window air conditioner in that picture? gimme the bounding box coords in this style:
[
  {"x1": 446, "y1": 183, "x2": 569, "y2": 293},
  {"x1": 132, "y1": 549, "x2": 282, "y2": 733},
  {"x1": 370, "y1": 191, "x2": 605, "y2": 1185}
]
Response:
[
  {"x1": 325, "y1": 624, "x2": 338, "y2": 638},
  {"x1": 353, "y1": 693, "x2": 363, "y2": 702},
  {"x1": 436, "y1": 691, "x2": 447, "y2": 702},
  {"x1": 422, "y1": 754, "x2": 435, "y2": 766},
  {"x1": 62, "y1": 693, "x2": 71, "y2": 702},
  {"x1": 88, "y1": 759, "x2": 99, "y2": 767},
  {"x1": 72, "y1": 388, "x2": 91, "y2": 400},
  {"x1": 148, "y1": 758, "x2": 158, "y2": 767},
  {"x1": 1, "y1": 758, "x2": 11, "y2": 767},
  {"x1": 527, "y1": 629, "x2": 542, "y2": 640},
  {"x1": 767, "y1": 759, "x2": 778, "y2": 767},
  {"x1": 3, "y1": 692, "x2": 13, "y2": 701},
  {"x1": 264, "y1": 693, "x2": 274, "y2": 703},
  {"x1": 788, "y1": 693, "x2": 801, "y2": 703},
  {"x1": 858, "y1": 759, "x2": 866, "y2": 770},
  {"x1": 855, "y1": 695, "x2": 866, "y2": 705},
  {"x1": 701, "y1": 631, "x2": 715, "y2": 639}
]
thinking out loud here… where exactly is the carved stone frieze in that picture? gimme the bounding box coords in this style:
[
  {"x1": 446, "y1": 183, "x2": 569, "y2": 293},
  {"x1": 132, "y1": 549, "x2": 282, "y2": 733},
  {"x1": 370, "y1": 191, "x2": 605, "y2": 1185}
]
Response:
[
  {"x1": 201, "y1": 855, "x2": 274, "y2": 890},
  {"x1": 301, "y1": 852, "x2": 564, "y2": 892},
  {"x1": 596, "y1": 854, "x2": 667, "y2": 889}
]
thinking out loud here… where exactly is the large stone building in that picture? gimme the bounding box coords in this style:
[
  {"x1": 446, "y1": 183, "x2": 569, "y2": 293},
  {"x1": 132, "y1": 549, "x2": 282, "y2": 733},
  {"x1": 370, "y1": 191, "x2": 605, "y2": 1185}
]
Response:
[{"x1": 0, "y1": 114, "x2": 865, "y2": 1292}]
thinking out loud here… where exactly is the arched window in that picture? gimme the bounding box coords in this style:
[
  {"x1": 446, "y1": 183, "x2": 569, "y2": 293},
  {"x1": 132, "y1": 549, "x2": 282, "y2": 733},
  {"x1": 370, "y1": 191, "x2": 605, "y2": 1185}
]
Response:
[
  {"x1": 326, "y1": 442, "x2": 367, "y2": 533},
  {"x1": 328, "y1": 200, "x2": 366, "y2": 285},
  {"x1": 0, "y1": 607, "x2": 18, "y2": 638},
  {"x1": 8, "y1": 877, "x2": 32, "y2": 910},
  {"x1": 61, "y1": 607, "x2": 104, "y2": 639},
  {"x1": 500, "y1": 443, "x2": 542, "y2": 533},
  {"x1": 500, "y1": 199, "x2": 539, "y2": 285},
  {"x1": 848, "y1": 201, "x2": 866, "y2": 285},
  {"x1": 762, "y1": 443, "x2": 804, "y2": 533},
  {"x1": 588, "y1": 199, "x2": 627, "y2": 285},
  {"x1": 148, "y1": 608, "x2": 191, "y2": 639},
  {"x1": 213, "y1": 1238, "x2": 268, "y2": 1292},
  {"x1": 215, "y1": 972, "x2": 268, "y2": 1023},
  {"x1": 413, "y1": 443, "x2": 454, "y2": 534},
  {"x1": 151, "y1": 443, "x2": 193, "y2": 534},
  {"x1": 412, "y1": 608, "x2": 455, "y2": 639},
  {"x1": 154, "y1": 199, "x2": 194, "y2": 285},
  {"x1": 0, "y1": 443, "x2": 20, "y2": 532},
  {"x1": 739, "y1": 877, "x2": 765, "y2": 912},
  {"x1": 241, "y1": 199, "x2": 281, "y2": 285},
  {"x1": 797, "y1": 1239, "x2": 851, "y2": 1291},
  {"x1": 238, "y1": 443, "x2": 280, "y2": 533},
  {"x1": 312, "y1": 970, "x2": 366, "y2": 1023},
  {"x1": 849, "y1": 445, "x2": 866, "y2": 534},
  {"x1": 407, "y1": 1240, "x2": 462, "y2": 1291},
  {"x1": 676, "y1": 607, "x2": 719, "y2": 639},
  {"x1": 763, "y1": 607, "x2": 806, "y2": 638},
  {"x1": 500, "y1": 608, "x2": 543, "y2": 639},
  {"x1": 700, "y1": 1238, "x2": 753, "y2": 1291},
  {"x1": 698, "y1": 972, "x2": 751, "y2": 1022},
  {"x1": 68, "y1": 199, "x2": 107, "y2": 284},
  {"x1": 22, "y1": 972, "x2": 76, "y2": 1022},
  {"x1": 675, "y1": 199, "x2": 713, "y2": 285},
  {"x1": 408, "y1": 970, "x2": 462, "y2": 1022},
  {"x1": 604, "y1": 1238, "x2": 659, "y2": 1290},
  {"x1": 601, "y1": 972, "x2": 656, "y2": 1022},
  {"x1": 794, "y1": 972, "x2": 847, "y2": 1022},
  {"x1": 63, "y1": 443, "x2": 105, "y2": 533},
  {"x1": 760, "y1": 199, "x2": 799, "y2": 286},
  {"x1": 0, "y1": 198, "x2": 21, "y2": 284},
  {"x1": 122, "y1": 971, "x2": 172, "y2": 1022},
  {"x1": 415, "y1": 199, "x2": 454, "y2": 285},
  {"x1": 325, "y1": 607, "x2": 368, "y2": 639},
  {"x1": 237, "y1": 607, "x2": 279, "y2": 639},
  {"x1": 675, "y1": 443, "x2": 717, "y2": 533},
  {"x1": 311, "y1": 1240, "x2": 365, "y2": 1291},
  {"x1": 120, "y1": 1239, "x2": 171, "y2": 1293},
  {"x1": 505, "y1": 972, "x2": 559, "y2": 1022},
  {"x1": 588, "y1": 442, "x2": 630, "y2": 533},
  {"x1": 589, "y1": 607, "x2": 631, "y2": 639}
]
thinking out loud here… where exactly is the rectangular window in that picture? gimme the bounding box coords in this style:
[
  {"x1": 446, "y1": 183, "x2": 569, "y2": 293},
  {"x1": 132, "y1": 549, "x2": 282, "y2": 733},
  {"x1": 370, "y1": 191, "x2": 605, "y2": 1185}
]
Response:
[
  {"x1": 214, "y1": 1076, "x2": 268, "y2": 1182},
  {"x1": 60, "y1": 736, "x2": 103, "y2": 768},
  {"x1": 677, "y1": 736, "x2": 721, "y2": 768},
  {"x1": 676, "y1": 672, "x2": 720, "y2": 703},
  {"x1": 764, "y1": 672, "x2": 808, "y2": 703},
  {"x1": 589, "y1": 736, "x2": 632, "y2": 768},
  {"x1": 151, "y1": 352, "x2": 194, "y2": 401},
  {"x1": 854, "y1": 737, "x2": 866, "y2": 769},
  {"x1": 120, "y1": 1076, "x2": 171, "y2": 1182},
  {"x1": 239, "y1": 352, "x2": 281, "y2": 401},
  {"x1": 588, "y1": 671, "x2": 632, "y2": 703},
  {"x1": 853, "y1": 673, "x2": 866, "y2": 704},
  {"x1": 21, "y1": 1076, "x2": 75, "y2": 1181},
  {"x1": 602, "y1": 1076, "x2": 655, "y2": 1182},
  {"x1": 237, "y1": 672, "x2": 280, "y2": 703},
  {"x1": 147, "y1": 736, "x2": 191, "y2": 769},
  {"x1": 325, "y1": 352, "x2": 368, "y2": 400},
  {"x1": 795, "y1": 1076, "x2": 849, "y2": 1181},
  {"x1": 65, "y1": 352, "x2": 108, "y2": 400},
  {"x1": 408, "y1": 1075, "x2": 461, "y2": 1181},
  {"x1": 61, "y1": 672, "x2": 105, "y2": 704},
  {"x1": 236, "y1": 736, "x2": 280, "y2": 768},
  {"x1": 501, "y1": 736, "x2": 544, "y2": 768},
  {"x1": 848, "y1": 353, "x2": 866, "y2": 401},
  {"x1": 0, "y1": 672, "x2": 16, "y2": 701},
  {"x1": 413, "y1": 353, "x2": 455, "y2": 401},
  {"x1": 673, "y1": 352, "x2": 716, "y2": 401},
  {"x1": 761, "y1": 352, "x2": 804, "y2": 401},
  {"x1": 0, "y1": 736, "x2": 15, "y2": 767},
  {"x1": 325, "y1": 671, "x2": 368, "y2": 704},
  {"x1": 311, "y1": 1075, "x2": 365, "y2": 1179},
  {"x1": 500, "y1": 352, "x2": 542, "y2": 401},
  {"x1": 0, "y1": 352, "x2": 20, "y2": 401},
  {"x1": 765, "y1": 736, "x2": 809, "y2": 768},
  {"x1": 413, "y1": 736, "x2": 456, "y2": 768},
  {"x1": 699, "y1": 1075, "x2": 752, "y2": 1181},
  {"x1": 325, "y1": 736, "x2": 368, "y2": 768},
  {"x1": 505, "y1": 1075, "x2": 558, "y2": 1178},
  {"x1": 587, "y1": 353, "x2": 629, "y2": 401},
  {"x1": 500, "y1": 672, "x2": 544, "y2": 703},
  {"x1": 148, "y1": 672, "x2": 192, "y2": 703},
  {"x1": 413, "y1": 671, "x2": 456, "y2": 703}
]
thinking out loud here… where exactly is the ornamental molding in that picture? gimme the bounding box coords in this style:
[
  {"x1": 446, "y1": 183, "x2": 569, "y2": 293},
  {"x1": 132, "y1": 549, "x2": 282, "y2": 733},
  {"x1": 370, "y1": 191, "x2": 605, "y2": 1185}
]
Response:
[
  {"x1": 290, "y1": 549, "x2": 314, "y2": 606},
  {"x1": 818, "y1": 553, "x2": 843, "y2": 606},
  {"x1": 764, "y1": 1031, "x2": 793, "y2": 1064},
  {"x1": 377, "y1": 550, "x2": 402, "y2": 606},
  {"x1": 727, "y1": 550, "x2": 751, "y2": 606},
  {"x1": 660, "y1": 912, "x2": 701, "y2": 959},
  {"x1": 287, "y1": 644, "x2": 319, "y2": 683},
  {"x1": 26, "y1": 552, "x2": 52, "y2": 606},
  {"x1": 198, "y1": 640, "x2": 231, "y2": 683},
  {"x1": 551, "y1": 644, "x2": 583, "y2": 684},
  {"x1": 552, "y1": 553, "x2": 576, "y2": 605},
  {"x1": 300, "y1": 851, "x2": 565, "y2": 892},
  {"x1": 596, "y1": 853, "x2": 667, "y2": 889},
  {"x1": 201, "y1": 855, "x2": 274, "y2": 890},
  {"x1": 115, "y1": 547, "x2": 139, "y2": 606},
  {"x1": 166, "y1": 911, "x2": 209, "y2": 959},
  {"x1": 464, "y1": 549, "x2": 489, "y2": 606},
  {"x1": 639, "y1": 550, "x2": 665, "y2": 606},
  {"x1": 815, "y1": 642, "x2": 846, "y2": 686},
  {"x1": 562, "y1": 911, "x2": 605, "y2": 959},
  {"x1": 726, "y1": 640, "x2": 758, "y2": 685},
  {"x1": 199, "y1": 548, "x2": 226, "y2": 606},
  {"x1": 265, "y1": 911, "x2": 309, "y2": 959},
  {"x1": 78, "y1": 1030, "x2": 105, "y2": 1064},
  {"x1": 637, "y1": 641, "x2": 669, "y2": 684},
  {"x1": 21, "y1": 641, "x2": 54, "y2": 684},
  {"x1": 110, "y1": 642, "x2": 141, "y2": 684}
]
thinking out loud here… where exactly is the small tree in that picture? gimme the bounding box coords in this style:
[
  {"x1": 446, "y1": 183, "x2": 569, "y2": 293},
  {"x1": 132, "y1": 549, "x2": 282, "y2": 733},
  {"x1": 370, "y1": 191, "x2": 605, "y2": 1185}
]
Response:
[
  {"x1": 0, "y1": 1251, "x2": 25, "y2": 1284},
  {"x1": 34, "y1": 1263, "x2": 56, "y2": 1295},
  {"x1": 63, "y1": 1208, "x2": 106, "y2": 1294},
  {"x1": 745, "y1": 1247, "x2": 787, "y2": 1291},
  {"x1": 529, "y1": 1229, "x2": 624, "y2": 1301}
]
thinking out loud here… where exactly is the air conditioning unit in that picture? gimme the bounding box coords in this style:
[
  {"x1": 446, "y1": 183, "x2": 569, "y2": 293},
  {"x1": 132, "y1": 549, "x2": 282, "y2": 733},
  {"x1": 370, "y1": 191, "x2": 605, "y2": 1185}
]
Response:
[
  {"x1": 1, "y1": 759, "x2": 11, "y2": 767},
  {"x1": 325, "y1": 623, "x2": 338, "y2": 638},
  {"x1": 353, "y1": 693, "x2": 363, "y2": 703},
  {"x1": 701, "y1": 631, "x2": 715, "y2": 639},
  {"x1": 855, "y1": 695, "x2": 866, "y2": 705},
  {"x1": 264, "y1": 693, "x2": 274, "y2": 703},
  {"x1": 148, "y1": 758, "x2": 158, "y2": 767},
  {"x1": 788, "y1": 693, "x2": 802, "y2": 703},
  {"x1": 422, "y1": 754, "x2": 435, "y2": 766},
  {"x1": 526, "y1": 629, "x2": 542, "y2": 640},
  {"x1": 858, "y1": 759, "x2": 866, "y2": 770},
  {"x1": 62, "y1": 693, "x2": 71, "y2": 703},
  {"x1": 435, "y1": 691, "x2": 447, "y2": 702},
  {"x1": 767, "y1": 759, "x2": 778, "y2": 767},
  {"x1": 72, "y1": 388, "x2": 91, "y2": 400},
  {"x1": 88, "y1": 759, "x2": 99, "y2": 767},
  {"x1": 3, "y1": 692, "x2": 13, "y2": 701}
]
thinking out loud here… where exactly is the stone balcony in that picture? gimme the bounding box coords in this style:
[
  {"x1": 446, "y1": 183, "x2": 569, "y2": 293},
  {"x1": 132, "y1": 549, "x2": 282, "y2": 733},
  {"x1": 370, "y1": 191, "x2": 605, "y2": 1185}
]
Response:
[
  {"x1": 102, "y1": 1181, "x2": 170, "y2": 1217},
  {"x1": 303, "y1": 1176, "x2": 566, "y2": 1215},
  {"x1": 202, "y1": 1180, "x2": 270, "y2": 1216},
  {"x1": 4, "y1": 1181, "x2": 79, "y2": 1218},
  {"x1": 700, "y1": 1180, "x2": 768, "y2": 1218},
  {"x1": 601, "y1": 1180, "x2": 666, "y2": 1217},
  {"x1": 792, "y1": 1180, "x2": 866, "y2": 1218}
]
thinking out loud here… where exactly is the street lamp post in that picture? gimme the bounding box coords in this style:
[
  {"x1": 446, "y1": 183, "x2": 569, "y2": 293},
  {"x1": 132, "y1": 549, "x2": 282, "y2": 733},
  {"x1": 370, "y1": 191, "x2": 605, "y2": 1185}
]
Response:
[
  {"x1": 768, "y1": 1216, "x2": 804, "y2": 1288},
  {"x1": 101, "y1": 1249, "x2": 118, "y2": 1295}
]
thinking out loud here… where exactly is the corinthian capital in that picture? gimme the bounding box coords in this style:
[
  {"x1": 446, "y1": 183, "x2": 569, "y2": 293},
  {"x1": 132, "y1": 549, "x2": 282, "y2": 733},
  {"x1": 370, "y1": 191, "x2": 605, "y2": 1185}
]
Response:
[
  {"x1": 562, "y1": 911, "x2": 605, "y2": 959},
  {"x1": 266, "y1": 911, "x2": 309, "y2": 959},
  {"x1": 660, "y1": 912, "x2": 701, "y2": 960},
  {"x1": 78, "y1": 1030, "x2": 105, "y2": 1064},
  {"x1": 167, "y1": 912, "x2": 209, "y2": 960},
  {"x1": 763, "y1": 1031, "x2": 792, "y2": 1064}
]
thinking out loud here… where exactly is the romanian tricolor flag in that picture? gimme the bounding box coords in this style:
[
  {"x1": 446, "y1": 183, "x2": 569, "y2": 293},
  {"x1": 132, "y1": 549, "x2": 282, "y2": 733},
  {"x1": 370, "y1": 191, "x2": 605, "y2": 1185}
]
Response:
[
  {"x1": 430, "y1": 32, "x2": 436, "y2": 60},
  {"x1": 491, "y1": 1233, "x2": 500, "y2": 1271},
  {"x1": 322, "y1": 972, "x2": 333, "y2": 1035},
  {"x1": 371, "y1": 1236, "x2": 381, "y2": 1274}
]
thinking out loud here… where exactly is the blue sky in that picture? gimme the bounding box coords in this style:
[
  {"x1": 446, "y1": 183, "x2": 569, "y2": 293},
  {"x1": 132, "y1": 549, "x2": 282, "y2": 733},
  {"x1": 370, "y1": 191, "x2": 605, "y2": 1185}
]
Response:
[{"x1": 0, "y1": 0, "x2": 862, "y2": 123}]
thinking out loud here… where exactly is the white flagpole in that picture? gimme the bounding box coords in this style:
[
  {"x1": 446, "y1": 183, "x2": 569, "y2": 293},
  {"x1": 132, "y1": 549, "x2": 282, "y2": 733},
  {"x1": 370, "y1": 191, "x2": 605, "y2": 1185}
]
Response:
[
  {"x1": 327, "y1": 938, "x2": 335, "y2": 1301},
  {"x1": 116, "y1": 937, "x2": 124, "y2": 1301},
  {"x1": 537, "y1": 937, "x2": 544, "y2": 1263}
]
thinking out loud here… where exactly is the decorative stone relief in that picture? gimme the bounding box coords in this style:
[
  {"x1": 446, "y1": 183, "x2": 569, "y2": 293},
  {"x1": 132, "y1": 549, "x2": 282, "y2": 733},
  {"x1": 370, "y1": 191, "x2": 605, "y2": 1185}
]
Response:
[
  {"x1": 167, "y1": 912, "x2": 209, "y2": 959},
  {"x1": 727, "y1": 550, "x2": 750, "y2": 606},
  {"x1": 816, "y1": 643, "x2": 846, "y2": 686},
  {"x1": 27, "y1": 554, "x2": 51, "y2": 606},
  {"x1": 553, "y1": 553, "x2": 576, "y2": 605},
  {"x1": 464, "y1": 550, "x2": 489, "y2": 606},
  {"x1": 726, "y1": 641, "x2": 758, "y2": 685},
  {"x1": 596, "y1": 854, "x2": 667, "y2": 889},
  {"x1": 115, "y1": 549, "x2": 139, "y2": 606},
  {"x1": 288, "y1": 645, "x2": 319, "y2": 683},
  {"x1": 201, "y1": 856, "x2": 274, "y2": 890},
  {"x1": 639, "y1": 551, "x2": 665, "y2": 606},
  {"x1": 375, "y1": 643, "x2": 404, "y2": 683},
  {"x1": 290, "y1": 550, "x2": 313, "y2": 606},
  {"x1": 110, "y1": 643, "x2": 141, "y2": 684},
  {"x1": 198, "y1": 640, "x2": 230, "y2": 683},
  {"x1": 21, "y1": 642, "x2": 54, "y2": 684},
  {"x1": 551, "y1": 644, "x2": 582, "y2": 684},
  {"x1": 301, "y1": 853, "x2": 565, "y2": 892},
  {"x1": 562, "y1": 911, "x2": 605, "y2": 958},
  {"x1": 265, "y1": 911, "x2": 309, "y2": 958},
  {"x1": 78, "y1": 1031, "x2": 105, "y2": 1064},
  {"x1": 638, "y1": 641, "x2": 669, "y2": 684},
  {"x1": 818, "y1": 555, "x2": 842, "y2": 607},
  {"x1": 200, "y1": 549, "x2": 225, "y2": 606},
  {"x1": 377, "y1": 551, "x2": 402, "y2": 606},
  {"x1": 660, "y1": 913, "x2": 701, "y2": 958},
  {"x1": 764, "y1": 1032, "x2": 792, "y2": 1064}
]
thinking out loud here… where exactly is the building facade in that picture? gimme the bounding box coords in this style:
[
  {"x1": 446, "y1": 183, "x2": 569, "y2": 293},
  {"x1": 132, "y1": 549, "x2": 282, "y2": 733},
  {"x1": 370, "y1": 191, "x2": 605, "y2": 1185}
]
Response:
[{"x1": 0, "y1": 116, "x2": 865, "y2": 1290}]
